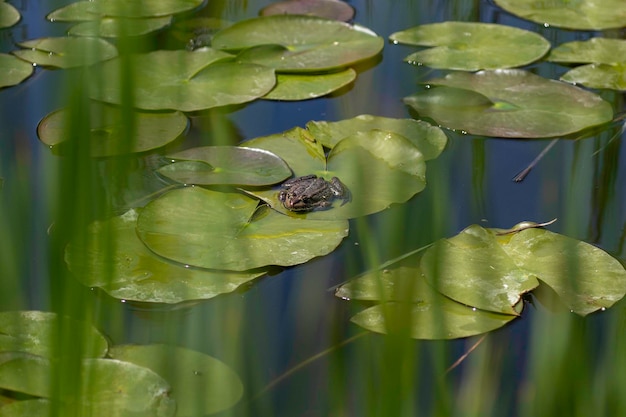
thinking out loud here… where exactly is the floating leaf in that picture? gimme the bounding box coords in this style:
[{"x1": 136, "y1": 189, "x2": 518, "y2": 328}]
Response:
[
  {"x1": 260, "y1": 0, "x2": 355, "y2": 22},
  {"x1": 47, "y1": 0, "x2": 203, "y2": 20},
  {"x1": 0, "y1": 2, "x2": 20, "y2": 28},
  {"x1": 263, "y1": 69, "x2": 356, "y2": 101},
  {"x1": 136, "y1": 187, "x2": 348, "y2": 271},
  {"x1": 13, "y1": 37, "x2": 118, "y2": 68},
  {"x1": 157, "y1": 146, "x2": 291, "y2": 185},
  {"x1": 0, "y1": 311, "x2": 108, "y2": 358},
  {"x1": 494, "y1": 0, "x2": 626, "y2": 30},
  {"x1": 389, "y1": 22, "x2": 550, "y2": 71},
  {"x1": 243, "y1": 127, "x2": 428, "y2": 220},
  {"x1": 559, "y1": 64, "x2": 626, "y2": 91},
  {"x1": 404, "y1": 69, "x2": 613, "y2": 138},
  {"x1": 212, "y1": 15, "x2": 383, "y2": 72},
  {"x1": 38, "y1": 102, "x2": 188, "y2": 156},
  {"x1": 69, "y1": 16, "x2": 173, "y2": 37},
  {"x1": 110, "y1": 344, "x2": 243, "y2": 416},
  {"x1": 306, "y1": 114, "x2": 447, "y2": 160},
  {"x1": 421, "y1": 225, "x2": 537, "y2": 315},
  {"x1": 0, "y1": 354, "x2": 176, "y2": 416},
  {"x1": 0, "y1": 53, "x2": 33, "y2": 88},
  {"x1": 548, "y1": 38, "x2": 626, "y2": 91},
  {"x1": 66, "y1": 209, "x2": 265, "y2": 304},
  {"x1": 341, "y1": 267, "x2": 517, "y2": 339},
  {"x1": 89, "y1": 49, "x2": 275, "y2": 111},
  {"x1": 497, "y1": 227, "x2": 626, "y2": 316},
  {"x1": 421, "y1": 223, "x2": 626, "y2": 316}
]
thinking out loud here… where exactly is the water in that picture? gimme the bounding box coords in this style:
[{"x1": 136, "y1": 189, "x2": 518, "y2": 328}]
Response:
[{"x1": 1, "y1": 0, "x2": 625, "y2": 416}]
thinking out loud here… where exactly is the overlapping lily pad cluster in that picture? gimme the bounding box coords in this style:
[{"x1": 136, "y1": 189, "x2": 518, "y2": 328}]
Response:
[
  {"x1": 390, "y1": 20, "x2": 623, "y2": 136},
  {"x1": 336, "y1": 222, "x2": 626, "y2": 339},
  {"x1": 0, "y1": 311, "x2": 242, "y2": 416},
  {"x1": 65, "y1": 115, "x2": 447, "y2": 304}
]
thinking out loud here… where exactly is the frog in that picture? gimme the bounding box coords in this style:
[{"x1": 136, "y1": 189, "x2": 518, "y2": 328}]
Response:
[{"x1": 278, "y1": 174, "x2": 350, "y2": 212}]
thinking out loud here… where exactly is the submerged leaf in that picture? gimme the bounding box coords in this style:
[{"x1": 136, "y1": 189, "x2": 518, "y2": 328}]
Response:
[
  {"x1": 110, "y1": 344, "x2": 243, "y2": 416},
  {"x1": 212, "y1": 15, "x2": 383, "y2": 72},
  {"x1": 390, "y1": 22, "x2": 550, "y2": 71},
  {"x1": 404, "y1": 69, "x2": 613, "y2": 138},
  {"x1": 136, "y1": 188, "x2": 348, "y2": 271},
  {"x1": 158, "y1": 146, "x2": 291, "y2": 185}
]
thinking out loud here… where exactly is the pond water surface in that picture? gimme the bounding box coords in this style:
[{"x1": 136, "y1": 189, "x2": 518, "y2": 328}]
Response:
[{"x1": 1, "y1": 0, "x2": 625, "y2": 416}]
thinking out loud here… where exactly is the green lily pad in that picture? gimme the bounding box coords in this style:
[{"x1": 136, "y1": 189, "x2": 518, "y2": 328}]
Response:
[
  {"x1": 212, "y1": 15, "x2": 383, "y2": 72},
  {"x1": 343, "y1": 266, "x2": 518, "y2": 339},
  {"x1": 65, "y1": 209, "x2": 266, "y2": 304},
  {"x1": 47, "y1": 0, "x2": 202, "y2": 21},
  {"x1": 0, "y1": 311, "x2": 108, "y2": 358},
  {"x1": 136, "y1": 187, "x2": 348, "y2": 271},
  {"x1": 260, "y1": 0, "x2": 355, "y2": 22},
  {"x1": 338, "y1": 267, "x2": 518, "y2": 339},
  {"x1": 68, "y1": 16, "x2": 173, "y2": 37},
  {"x1": 421, "y1": 223, "x2": 626, "y2": 316},
  {"x1": 494, "y1": 0, "x2": 626, "y2": 30},
  {"x1": 243, "y1": 127, "x2": 427, "y2": 220},
  {"x1": 0, "y1": 354, "x2": 176, "y2": 417},
  {"x1": 110, "y1": 344, "x2": 243, "y2": 416},
  {"x1": 13, "y1": 37, "x2": 118, "y2": 68},
  {"x1": 404, "y1": 69, "x2": 613, "y2": 138},
  {"x1": 0, "y1": 2, "x2": 20, "y2": 28},
  {"x1": 559, "y1": 64, "x2": 626, "y2": 91},
  {"x1": 263, "y1": 69, "x2": 356, "y2": 101},
  {"x1": 37, "y1": 102, "x2": 188, "y2": 156},
  {"x1": 421, "y1": 225, "x2": 538, "y2": 315},
  {"x1": 548, "y1": 38, "x2": 626, "y2": 91},
  {"x1": 306, "y1": 114, "x2": 447, "y2": 160},
  {"x1": 157, "y1": 146, "x2": 291, "y2": 186},
  {"x1": 549, "y1": 38, "x2": 626, "y2": 65},
  {"x1": 89, "y1": 49, "x2": 275, "y2": 111},
  {"x1": 497, "y1": 226, "x2": 626, "y2": 316},
  {"x1": 389, "y1": 22, "x2": 550, "y2": 71},
  {"x1": 0, "y1": 53, "x2": 33, "y2": 88}
]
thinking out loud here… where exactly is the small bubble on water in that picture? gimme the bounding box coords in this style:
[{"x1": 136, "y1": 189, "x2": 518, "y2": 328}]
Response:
[
  {"x1": 472, "y1": 307, "x2": 477, "y2": 311},
  {"x1": 354, "y1": 242, "x2": 359, "y2": 246},
  {"x1": 460, "y1": 130, "x2": 468, "y2": 135},
  {"x1": 543, "y1": 23, "x2": 550, "y2": 28},
  {"x1": 392, "y1": 40, "x2": 399, "y2": 45},
  {"x1": 121, "y1": 299, "x2": 127, "y2": 303},
  {"x1": 601, "y1": 307, "x2": 606, "y2": 311},
  {"x1": 184, "y1": 264, "x2": 190, "y2": 268},
  {"x1": 425, "y1": 84, "x2": 431, "y2": 89}
]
